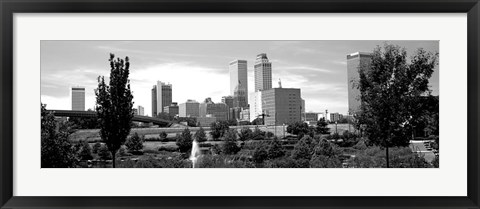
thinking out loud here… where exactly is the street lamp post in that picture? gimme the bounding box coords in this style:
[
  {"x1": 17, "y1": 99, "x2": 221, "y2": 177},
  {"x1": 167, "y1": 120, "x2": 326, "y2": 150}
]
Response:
[{"x1": 335, "y1": 121, "x2": 338, "y2": 134}]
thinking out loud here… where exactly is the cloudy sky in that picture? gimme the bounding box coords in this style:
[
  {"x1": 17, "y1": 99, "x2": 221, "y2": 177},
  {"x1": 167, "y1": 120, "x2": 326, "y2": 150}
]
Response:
[{"x1": 41, "y1": 40, "x2": 439, "y2": 116}]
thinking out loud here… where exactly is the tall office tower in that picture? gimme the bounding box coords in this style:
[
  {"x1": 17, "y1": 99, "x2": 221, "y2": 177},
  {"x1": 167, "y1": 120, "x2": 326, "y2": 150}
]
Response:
[
  {"x1": 71, "y1": 86, "x2": 85, "y2": 111},
  {"x1": 262, "y1": 88, "x2": 301, "y2": 126},
  {"x1": 151, "y1": 85, "x2": 157, "y2": 116},
  {"x1": 254, "y1": 53, "x2": 272, "y2": 92},
  {"x1": 249, "y1": 91, "x2": 263, "y2": 122},
  {"x1": 137, "y1": 105, "x2": 144, "y2": 116},
  {"x1": 233, "y1": 81, "x2": 248, "y2": 108},
  {"x1": 179, "y1": 99, "x2": 200, "y2": 117},
  {"x1": 151, "y1": 81, "x2": 172, "y2": 116},
  {"x1": 229, "y1": 60, "x2": 248, "y2": 103},
  {"x1": 347, "y1": 52, "x2": 373, "y2": 115},
  {"x1": 164, "y1": 102, "x2": 179, "y2": 116},
  {"x1": 221, "y1": 96, "x2": 234, "y2": 109}
]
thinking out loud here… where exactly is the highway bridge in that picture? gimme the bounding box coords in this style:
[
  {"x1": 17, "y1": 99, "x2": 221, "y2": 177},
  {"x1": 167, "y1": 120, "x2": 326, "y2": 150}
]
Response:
[{"x1": 48, "y1": 109, "x2": 173, "y2": 126}]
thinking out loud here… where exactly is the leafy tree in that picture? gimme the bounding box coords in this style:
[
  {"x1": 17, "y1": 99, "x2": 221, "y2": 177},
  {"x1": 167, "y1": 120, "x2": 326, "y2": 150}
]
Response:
[
  {"x1": 125, "y1": 132, "x2": 144, "y2": 154},
  {"x1": 95, "y1": 54, "x2": 134, "y2": 168},
  {"x1": 194, "y1": 127, "x2": 207, "y2": 143},
  {"x1": 356, "y1": 44, "x2": 438, "y2": 167},
  {"x1": 68, "y1": 116, "x2": 99, "y2": 129},
  {"x1": 238, "y1": 127, "x2": 253, "y2": 142},
  {"x1": 252, "y1": 144, "x2": 268, "y2": 164},
  {"x1": 267, "y1": 139, "x2": 285, "y2": 159},
  {"x1": 291, "y1": 137, "x2": 313, "y2": 160},
  {"x1": 222, "y1": 129, "x2": 240, "y2": 155},
  {"x1": 77, "y1": 140, "x2": 93, "y2": 161},
  {"x1": 92, "y1": 142, "x2": 102, "y2": 154},
  {"x1": 210, "y1": 121, "x2": 230, "y2": 140},
  {"x1": 41, "y1": 103, "x2": 77, "y2": 168},
  {"x1": 176, "y1": 128, "x2": 193, "y2": 153},
  {"x1": 316, "y1": 118, "x2": 330, "y2": 134},
  {"x1": 287, "y1": 122, "x2": 310, "y2": 136},
  {"x1": 251, "y1": 126, "x2": 265, "y2": 140},
  {"x1": 98, "y1": 144, "x2": 112, "y2": 160}
]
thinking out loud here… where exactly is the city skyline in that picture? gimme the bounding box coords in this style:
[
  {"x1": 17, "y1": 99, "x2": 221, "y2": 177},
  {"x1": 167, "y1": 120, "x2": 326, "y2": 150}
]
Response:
[{"x1": 41, "y1": 40, "x2": 439, "y2": 115}]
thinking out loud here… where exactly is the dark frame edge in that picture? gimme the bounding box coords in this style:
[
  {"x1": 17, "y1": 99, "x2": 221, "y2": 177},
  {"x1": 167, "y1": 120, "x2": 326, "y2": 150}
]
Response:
[{"x1": 1, "y1": 0, "x2": 480, "y2": 209}]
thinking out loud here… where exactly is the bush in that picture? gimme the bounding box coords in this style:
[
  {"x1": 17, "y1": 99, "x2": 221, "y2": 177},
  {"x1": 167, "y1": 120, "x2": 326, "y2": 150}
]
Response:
[
  {"x1": 194, "y1": 127, "x2": 207, "y2": 143},
  {"x1": 291, "y1": 138, "x2": 313, "y2": 160},
  {"x1": 287, "y1": 122, "x2": 310, "y2": 136},
  {"x1": 310, "y1": 155, "x2": 342, "y2": 168},
  {"x1": 267, "y1": 139, "x2": 285, "y2": 159},
  {"x1": 222, "y1": 129, "x2": 241, "y2": 155},
  {"x1": 239, "y1": 127, "x2": 253, "y2": 142},
  {"x1": 77, "y1": 141, "x2": 93, "y2": 161},
  {"x1": 117, "y1": 146, "x2": 132, "y2": 156},
  {"x1": 158, "y1": 146, "x2": 179, "y2": 152},
  {"x1": 264, "y1": 157, "x2": 310, "y2": 168},
  {"x1": 252, "y1": 126, "x2": 265, "y2": 140},
  {"x1": 176, "y1": 128, "x2": 193, "y2": 153},
  {"x1": 92, "y1": 142, "x2": 102, "y2": 154},
  {"x1": 316, "y1": 118, "x2": 330, "y2": 134},
  {"x1": 98, "y1": 144, "x2": 112, "y2": 160},
  {"x1": 159, "y1": 131, "x2": 168, "y2": 142},
  {"x1": 210, "y1": 121, "x2": 230, "y2": 140},
  {"x1": 125, "y1": 132, "x2": 144, "y2": 153},
  {"x1": 252, "y1": 144, "x2": 269, "y2": 164}
]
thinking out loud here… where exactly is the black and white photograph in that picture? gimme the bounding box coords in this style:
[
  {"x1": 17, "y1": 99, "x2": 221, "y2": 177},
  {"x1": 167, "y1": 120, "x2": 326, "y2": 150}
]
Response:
[{"x1": 40, "y1": 40, "x2": 439, "y2": 168}]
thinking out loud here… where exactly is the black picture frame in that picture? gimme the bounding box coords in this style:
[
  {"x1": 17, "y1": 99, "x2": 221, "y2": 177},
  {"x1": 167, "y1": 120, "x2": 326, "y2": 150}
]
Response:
[{"x1": 1, "y1": 0, "x2": 479, "y2": 208}]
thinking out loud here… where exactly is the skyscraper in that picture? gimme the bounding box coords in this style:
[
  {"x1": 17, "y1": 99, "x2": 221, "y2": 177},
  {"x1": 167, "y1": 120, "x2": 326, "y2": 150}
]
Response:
[
  {"x1": 262, "y1": 88, "x2": 302, "y2": 126},
  {"x1": 151, "y1": 81, "x2": 172, "y2": 116},
  {"x1": 254, "y1": 53, "x2": 272, "y2": 92},
  {"x1": 137, "y1": 105, "x2": 144, "y2": 116},
  {"x1": 71, "y1": 86, "x2": 85, "y2": 111},
  {"x1": 179, "y1": 99, "x2": 200, "y2": 117},
  {"x1": 229, "y1": 60, "x2": 248, "y2": 97},
  {"x1": 347, "y1": 52, "x2": 373, "y2": 115}
]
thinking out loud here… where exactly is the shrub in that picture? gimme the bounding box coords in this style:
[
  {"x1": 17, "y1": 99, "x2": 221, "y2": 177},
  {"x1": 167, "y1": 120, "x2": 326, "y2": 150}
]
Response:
[
  {"x1": 98, "y1": 144, "x2": 112, "y2": 160},
  {"x1": 265, "y1": 157, "x2": 310, "y2": 168},
  {"x1": 158, "y1": 146, "x2": 179, "y2": 152},
  {"x1": 316, "y1": 118, "x2": 330, "y2": 134},
  {"x1": 125, "y1": 132, "x2": 144, "y2": 153},
  {"x1": 267, "y1": 139, "x2": 285, "y2": 159},
  {"x1": 176, "y1": 128, "x2": 193, "y2": 153},
  {"x1": 291, "y1": 137, "x2": 313, "y2": 160},
  {"x1": 92, "y1": 142, "x2": 102, "y2": 154},
  {"x1": 252, "y1": 144, "x2": 268, "y2": 163},
  {"x1": 194, "y1": 127, "x2": 207, "y2": 143},
  {"x1": 287, "y1": 122, "x2": 310, "y2": 135},
  {"x1": 117, "y1": 146, "x2": 132, "y2": 156},
  {"x1": 252, "y1": 126, "x2": 265, "y2": 140},
  {"x1": 222, "y1": 129, "x2": 241, "y2": 155},
  {"x1": 310, "y1": 155, "x2": 342, "y2": 168},
  {"x1": 239, "y1": 127, "x2": 253, "y2": 142},
  {"x1": 210, "y1": 121, "x2": 230, "y2": 140},
  {"x1": 159, "y1": 131, "x2": 168, "y2": 142},
  {"x1": 77, "y1": 141, "x2": 93, "y2": 161}
]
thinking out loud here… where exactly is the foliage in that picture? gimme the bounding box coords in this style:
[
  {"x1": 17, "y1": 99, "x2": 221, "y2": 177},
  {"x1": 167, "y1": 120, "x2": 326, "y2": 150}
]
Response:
[
  {"x1": 41, "y1": 103, "x2": 77, "y2": 168},
  {"x1": 252, "y1": 143, "x2": 269, "y2": 164},
  {"x1": 210, "y1": 121, "x2": 230, "y2": 140},
  {"x1": 310, "y1": 155, "x2": 342, "y2": 168},
  {"x1": 68, "y1": 115, "x2": 100, "y2": 129},
  {"x1": 95, "y1": 54, "x2": 134, "y2": 168},
  {"x1": 98, "y1": 144, "x2": 112, "y2": 160},
  {"x1": 77, "y1": 140, "x2": 93, "y2": 161},
  {"x1": 222, "y1": 129, "x2": 241, "y2": 155},
  {"x1": 264, "y1": 157, "x2": 310, "y2": 168},
  {"x1": 287, "y1": 122, "x2": 310, "y2": 136},
  {"x1": 251, "y1": 118, "x2": 263, "y2": 125},
  {"x1": 356, "y1": 44, "x2": 438, "y2": 147},
  {"x1": 92, "y1": 142, "x2": 102, "y2": 154},
  {"x1": 316, "y1": 118, "x2": 330, "y2": 134},
  {"x1": 239, "y1": 127, "x2": 253, "y2": 142},
  {"x1": 159, "y1": 131, "x2": 168, "y2": 142},
  {"x1": 291, "y1": 136, "x2": 314, "y2": 160},
  {"x1": 251, "y1": 126, "x2": 265, "y2": 140},
  {"x1": 267, "y1": 139, "x2": 285, "y2": 159},
  {"x1": 125, "y1": 132, "x2": 144, "y2": 153},
  {"x1": 194, "y1": 127, "x2": 207, "y2": 143},
  {"x1": 176, "y1": 128, "x2": 193, "y2": 153}
]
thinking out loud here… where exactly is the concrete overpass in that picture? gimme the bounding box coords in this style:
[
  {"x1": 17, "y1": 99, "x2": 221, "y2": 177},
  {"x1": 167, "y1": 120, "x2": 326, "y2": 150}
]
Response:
[{"x1": 49, "y1": 109, "x2": 173, "y2": 126}]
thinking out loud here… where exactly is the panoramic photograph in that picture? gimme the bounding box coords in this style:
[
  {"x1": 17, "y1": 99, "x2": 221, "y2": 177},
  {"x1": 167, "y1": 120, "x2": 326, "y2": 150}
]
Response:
[{"x1": 40, "y1": 40, "x2": 439, "y2": 168}]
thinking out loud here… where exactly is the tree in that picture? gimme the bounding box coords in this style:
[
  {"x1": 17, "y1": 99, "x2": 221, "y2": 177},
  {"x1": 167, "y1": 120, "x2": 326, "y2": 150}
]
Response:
[
  {"x1": 159, "y1": 131, "x2": 168, "y2": 142},
  {"x1": 316, "y1": 118, "x2": 330, "y2": 134},
  {"x1": 291, "y1": 137, "x2": 313, "y2": 160},
  {"x1": 95, "y1": 54, "x2": 134, "y2": 168},
  {"x1": 356, "y1": 44, "x2": 438, "y2": 167},
  {"x1": 176, "y1": 128, "x2": 193, "y2": 153},
  {"x1": 41, "y1": 103, "x2": 77, "y2": 168},
  {"x1": 125, "y1": 132, "x2": 144, "y2": 154},
  {"x1": 238, "y1": 127, "x2": 253, "y2": 142},
  {"x1": 287, "y1": 122, "x2": 311, "y2": 136},
  {"x1": 194, "y1": 127, "x2": 207, "y2": 143},
  {"x1": 98, "y1": 144, "x2": 112, "y2": 160},
  {"x1": 222, "y1": 129, "x2": 240, "y2": 155},
  {"x1": 92, "y1": 142, "x2": 102, "y2": 154},
  {"x1": 267, "y1": 139, "x2": 285, "y2": 159},
  {"x1": 251, "y1": 126, "x2": 265, "y2": 140},
  {"x1": 210, "y1": 121, "x2": 230, "y2": 140}
]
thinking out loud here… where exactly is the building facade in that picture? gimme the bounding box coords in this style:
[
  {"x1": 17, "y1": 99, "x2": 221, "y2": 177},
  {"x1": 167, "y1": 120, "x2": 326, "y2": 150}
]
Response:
[
  {"x1": 347, "y1": 52, "x2": 373, "y2": 115},
  {"x1": 305, "y1": 112, "x2": 319, "y2": 122},
  {"x1": 151, "y1": 81, "x2": 172, "y2": 116},
  {"x1": 179, "y1": 99, "x2": 200, "y2": 117},
  {"x1": 164, "y1": 102, "x2": 179, "y2": 116},
  {"x1": 71, "y1": 87, "x2": 85, "y2": 111},
  {"x1": 199, "y1": 98, "x2": 229, "y2": 121},
  {"x1": 330, "y1": 112, "x2": 343, "y2": 122},
  {"x1": 249, "y1": 91, "x2": 263, "y2": 122},
  {"x1": 254, "y1": 53, "x2": 272, "y2": 92},
  {"x1": 229, "y1": 60, "x2": 248, "y2": 105},
  {"x1": 137, "y1": 105, "x2": 144, "y2": 116},
  {"x1": 262, "y1": 88, "x2": 302, "y2": 126}
]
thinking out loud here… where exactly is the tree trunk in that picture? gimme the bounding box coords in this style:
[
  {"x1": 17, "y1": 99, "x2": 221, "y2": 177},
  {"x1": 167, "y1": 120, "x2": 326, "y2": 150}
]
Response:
[{"x1": 111, "y1": 151, "x2": 116, "y2": 168}]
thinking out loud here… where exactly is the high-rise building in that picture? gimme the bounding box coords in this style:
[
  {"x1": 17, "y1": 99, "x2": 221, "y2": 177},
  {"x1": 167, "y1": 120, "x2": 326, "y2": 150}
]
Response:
[
  {"x1": 164, "y1": 102, "x2": 179, "y2": 116},
  {"x1": 71, "y1": 86, "x2": 85, "y2": 111},
  {"x1": 137, "y1": 105, "x2": 144, "y2": 116},
  {"x1": 262, "y1": 88, "x2": 301, "y2": 126},
  {"x1": 254, "y1": 53, "x2": 272, "y2": 92},
  {"x1": 229, "y1": 60, "x2": 248, "y2": 102},
  {"x1": 179, "y1": 99, "x2": 200, "y2": 117},
  {"x1": 233, "y1": 81, "x2": 248, "y2": 108},
  {"x1": 221, "y1": 96, "x2": 234, "y2": 109},
  {"x1": 347, "y1": 52, "x2": 373, "y2": 115},
  {"x1": 151, "y1": 81, "x2": 172, "y2": 116},
  {"x1": 199, "y1": 98, "x2": 229, "y2": 121},
  {"x1": 249, "y1": 91, "x2": 263, "y2": 122}
]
